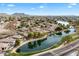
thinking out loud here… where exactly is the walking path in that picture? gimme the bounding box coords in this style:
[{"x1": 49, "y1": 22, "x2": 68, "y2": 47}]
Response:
[
  {"x1": 32, "y1": 39, "x2": 79, "y2": 56},
  {"x1": 11, "y1": 35, "x2": 48, "y2": 53}
]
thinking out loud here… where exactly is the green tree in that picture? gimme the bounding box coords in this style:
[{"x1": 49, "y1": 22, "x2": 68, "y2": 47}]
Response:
[
  {"x1": 28, "y1": 32, "x2": 34, "y2": 38},
  {"x1": 61, "y1": 35, "x2": 73, "y2": 44},
  {"x1": 14, "y1": 39, "x2": 21, "y2": 47},
  {"x1": 55, "y1": 27, "x2": 62, "y2": 31}
]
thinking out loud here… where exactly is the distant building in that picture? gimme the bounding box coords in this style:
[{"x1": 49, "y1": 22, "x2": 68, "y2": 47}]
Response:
[
  {"x1": 0, "y1": 43, "x2": 9, "y2": 51},
  {"x1": 4, "y1": 20, "x2": 17, "y2": 30},
  {"x1": 0, "y1": 37, "x2": 16, "y2": 51},
  {"x1": 57, "y1": 21, "x2": 69, "y2": 26}
]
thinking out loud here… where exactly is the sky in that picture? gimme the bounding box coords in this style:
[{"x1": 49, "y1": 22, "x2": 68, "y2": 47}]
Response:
[{"x1": 0, "y1": 3, "x2": 79, "y2": 15}]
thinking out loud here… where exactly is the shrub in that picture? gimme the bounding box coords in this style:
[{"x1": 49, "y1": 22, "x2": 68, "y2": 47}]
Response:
[
  {"x1": 55, "y1": 27, "x2": 62, "y2": 31},
  {"x1": 14, "y1": 39, "x2": 21, "y2": 47}
]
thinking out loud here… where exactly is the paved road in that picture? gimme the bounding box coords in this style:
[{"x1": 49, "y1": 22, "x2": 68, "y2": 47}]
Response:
[
  {"x1": 37, "y1": 52, "x2": 57, "y2": 56},
  {"x1": 36, "y1": 39, "x2": 79, "y2": 56}
]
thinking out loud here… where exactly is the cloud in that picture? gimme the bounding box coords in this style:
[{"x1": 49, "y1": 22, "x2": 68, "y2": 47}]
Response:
[
  {"x1": 7, "y1": 9, "x2": 10, "y2": 11},
  {"x1": 31, "y1": 8, "x2": 35, "y2": 10},
  {"x1": 70, "y1": 3, "x2": 77, "y2": 6},
  {"x1": 68, "y1": 3, "x2": 77, "y2": 8},
  {"x1": 39, "y1": 6, "x2": 44, "y2": 8},
  {"x1": 68, "y1": 5, "x2": 72, "y2": 8},
  {"x1": 7, "y1": 4, "x2": 15, "y2": 7}
]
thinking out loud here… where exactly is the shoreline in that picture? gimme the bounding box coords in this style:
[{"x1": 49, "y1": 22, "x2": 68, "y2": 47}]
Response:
[
  {"x1": 31, "y1": 44, "x2": 64, "y2": 56},
  {"x1": 9, "y1": 28, "x2": 75, "y2": 55},
  {"x1": 32, "y1": 35, "x2": 79, "y2": 56},
  {"x1": 11, "y1": 35, "x2": 48, "y2": 53},
  {"x1": 10, "y1": 29, "x2": 74, "y2": 54}
]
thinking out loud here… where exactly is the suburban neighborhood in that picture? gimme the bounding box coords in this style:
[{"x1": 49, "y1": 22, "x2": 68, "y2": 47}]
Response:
[{"x1": 0, "y1": 3, "x2": 79, "y2": 56}]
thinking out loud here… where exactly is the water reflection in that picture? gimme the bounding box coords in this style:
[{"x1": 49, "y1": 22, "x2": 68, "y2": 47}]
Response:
[
  {"x1": 64, "y1": 30, "x2": 70, "y2": 34},
  {"x1": 28, "y1": 38, "x2": 47, "y2": 49},
  {"x1": 16, "y1": 27, "x2": 76, "y2": 53},
  {"x1": 55, "y1": 32, "x2": 62, "y2": 35}
]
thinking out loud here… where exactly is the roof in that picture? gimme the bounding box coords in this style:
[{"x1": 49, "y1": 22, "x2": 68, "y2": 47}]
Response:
[{"x1": 0, "y1": 37, "x2": 15, "y2": 43}]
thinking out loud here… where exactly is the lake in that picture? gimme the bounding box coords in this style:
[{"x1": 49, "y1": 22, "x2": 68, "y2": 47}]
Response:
[{"x1": 16, "y1": 27, "x2": 76, "y2": 53}]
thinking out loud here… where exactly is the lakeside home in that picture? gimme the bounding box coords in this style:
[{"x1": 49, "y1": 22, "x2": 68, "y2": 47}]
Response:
[
  {"x1": 0, "y1": 37, "x2": 16, "y2": 51},
  {"x1": 57, "y1": 21, "x2": 69, "y2": 26}
]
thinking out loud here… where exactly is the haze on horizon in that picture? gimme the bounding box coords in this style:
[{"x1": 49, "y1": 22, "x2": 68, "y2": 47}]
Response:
[{"x1": 0, "y1": 3, "x2": 79, "y2": 16}]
